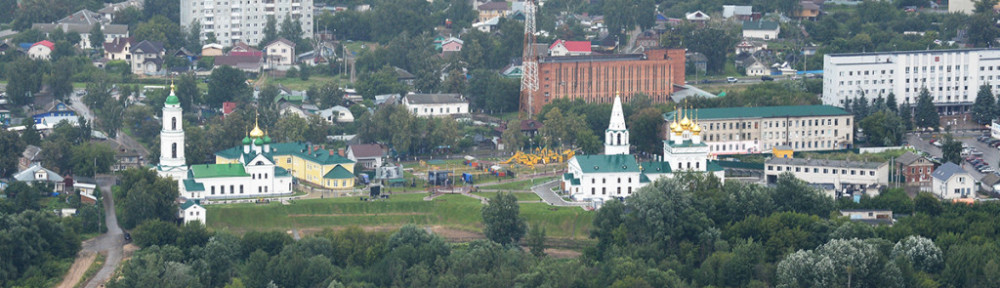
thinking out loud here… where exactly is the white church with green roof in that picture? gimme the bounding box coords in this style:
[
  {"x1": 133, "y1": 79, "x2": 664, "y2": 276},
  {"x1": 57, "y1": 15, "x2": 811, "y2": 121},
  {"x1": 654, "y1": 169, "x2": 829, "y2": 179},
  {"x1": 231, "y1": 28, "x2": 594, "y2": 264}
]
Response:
[
  {"x1": 156, "y1": 84, "x2": 356, "y2": 200},
  {"x1": 562, "y1": 94, "x2": 724, "y2": 203}
]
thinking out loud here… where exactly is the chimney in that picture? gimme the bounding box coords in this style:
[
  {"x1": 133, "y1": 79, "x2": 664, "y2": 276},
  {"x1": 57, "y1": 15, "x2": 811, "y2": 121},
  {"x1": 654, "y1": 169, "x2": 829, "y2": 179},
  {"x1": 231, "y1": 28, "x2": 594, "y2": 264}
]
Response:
[
  {"x1": 338, "y1": 148, "x2": 345, "y2": 157},
  {"x1": 329, "y1": 149, "x2": 334, "y2": 156}
]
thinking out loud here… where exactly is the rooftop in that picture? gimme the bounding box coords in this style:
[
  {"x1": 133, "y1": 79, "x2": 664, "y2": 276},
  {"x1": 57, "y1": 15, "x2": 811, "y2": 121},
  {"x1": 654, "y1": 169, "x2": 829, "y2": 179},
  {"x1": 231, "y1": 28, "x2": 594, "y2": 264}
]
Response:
[
  {"x1": 573, "y1": 154, "x2": 640, "y2": 174},
  {"x1": 323, "y1": 165, "x2": 354, "y2": 179},
  {"x1": 766, "y1": 157, "x2": 887, "y2": 170},
  {"x1": 666, "y1": 105, "x2": 849, "y2": 121},
  {"x1": 932, "y1": 162, "x2": 967, "y2": 181},
  {"x1": 742, "y1": 20, "x2": 779, "y2": 31},
  {"x1": 215, "y1": 142, "x2": 354, "y2": 166},
  {"x1": 190, "y1": 163, "x2": 250, "y2": 178},
  {"x1": 404, "y1": 93, "x2": 466, "y2": 105},
  {"x1": 540, "y1": 53, "x2": 645, "y2": 64}
]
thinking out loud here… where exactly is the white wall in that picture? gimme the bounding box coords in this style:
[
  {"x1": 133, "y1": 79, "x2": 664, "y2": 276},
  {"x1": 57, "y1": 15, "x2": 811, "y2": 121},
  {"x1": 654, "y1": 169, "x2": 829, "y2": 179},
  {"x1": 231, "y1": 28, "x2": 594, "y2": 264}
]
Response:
[
  {"x1": 933, "y1": 173, "x2": 975, "y2": 199},
  {"x1": 404, "y1": 102, "x2": 469, "y2": 117}
]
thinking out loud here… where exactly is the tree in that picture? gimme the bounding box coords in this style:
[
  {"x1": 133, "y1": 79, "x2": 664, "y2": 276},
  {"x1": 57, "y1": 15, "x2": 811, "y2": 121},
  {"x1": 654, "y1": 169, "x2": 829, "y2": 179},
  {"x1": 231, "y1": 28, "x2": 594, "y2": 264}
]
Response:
[
  {"x1": 132, "y1": 219, "x2": 179, "y2": 247},
  {"x1": 298, "y1": 64, "x2": 310, "y2": 81},
  {"x1": 973, "y1": 85, "x2": 996, "y2": 124},
  {"x1": 685, "y1": 26, "x2": 740, "y2": 74},
  {"x1": 528, "y1": 223, "x2": 547, "y2": 257},
  {"x1": 186, "y1": 20, "x2": 202, "y2": 54},
  {"x1": 207, "y1": 66, "x2": 251, "y2": 107},
  {"x1": 891, "y1": 236, "x2": 943, "y2": 273},
  {"x1": 176, "y1": 73, "x2": 199, "y2": 110},
  {"x1": 502, "y1": 119, "x2": 527, "y2": 151},
  {"x1": 0, "y1": 129, "x2": 25, "y2": 177},
  {"x1": 89, "y1": 23, "x2": 104, "y2": 51},
  {"x1": 70, "y1": 142, "x2": 116, "y2": 177},
  {"x1": 940, "y1": 134, "x2": 962, "y2": 165},
  {"x1": 859, "y1": 111, "x2": 904, "y2": 146},
  {"x1": 115, "y1": 168, "x2": 180, "y2": 229},
  {"x1": 6, "y1": 58, "x2": 47, "y2": 106},
  {"x1": 48, "y1": 58, "x2": 74, "y2": 102},
  {"x1": 899, "y1": 102, "x2": 913, "y2": 131},
  {"x1": 144, "y1": 0, "x2": 180, "y2": 23},
  {"x1": 133, "y1": 16, "x2": 184, "y2": 49},
  {"x1": 914, "y1": 88, "x2": 939, "y2": 130},
  {"x1": 261, "y1": 15, "x2": 278, "y2": 48},
  {"x1": 279, "y1": 13, "x2": 304, "y2": 46},
  {"x1": 885, "y1": 92, "x2": 898, "y2": 113},
  {"x1": 773, "y1": 173, "x2": 834, "y2": 216},
  {"x1": 309, "y1": 83, "x2": 343, "y2": 109},
  {"x1": 967, "y1": 13, "x2": 1000, "y2": 48},
  {"x1": 482, "y1": 192, "x2": 527, "y2": 246},
  {"x1": 628, "y1": 107, "x2": 664, "y2": 154}
]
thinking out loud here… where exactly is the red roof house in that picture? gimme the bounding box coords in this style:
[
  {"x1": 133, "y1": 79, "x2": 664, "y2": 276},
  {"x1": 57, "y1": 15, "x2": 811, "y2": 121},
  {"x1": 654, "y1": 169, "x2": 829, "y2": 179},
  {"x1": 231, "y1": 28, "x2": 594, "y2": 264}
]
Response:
[{"x1": 548, "y1": 39, "x2": 592, "y2": 56}]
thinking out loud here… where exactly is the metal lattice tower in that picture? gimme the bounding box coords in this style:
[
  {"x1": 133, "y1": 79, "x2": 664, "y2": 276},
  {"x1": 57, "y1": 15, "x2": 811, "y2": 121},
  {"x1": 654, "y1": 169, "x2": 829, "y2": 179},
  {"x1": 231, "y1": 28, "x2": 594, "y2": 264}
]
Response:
[{"x1": 520, "y1": 0, "x2": 538, "y2": 119}]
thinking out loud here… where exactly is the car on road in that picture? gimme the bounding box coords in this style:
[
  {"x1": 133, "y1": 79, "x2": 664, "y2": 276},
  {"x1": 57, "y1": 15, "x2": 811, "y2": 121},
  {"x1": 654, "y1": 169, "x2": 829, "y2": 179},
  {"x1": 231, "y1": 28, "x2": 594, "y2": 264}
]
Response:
[
  {"x1": 761, "y1": 76, "x2": 774, "y2": 81},
  {"x1": 727, "y1": 77, "x2": 738, "y2": 83},
  {"x1": 124, "y1": 232, "x2": 132, "y2": 243}
]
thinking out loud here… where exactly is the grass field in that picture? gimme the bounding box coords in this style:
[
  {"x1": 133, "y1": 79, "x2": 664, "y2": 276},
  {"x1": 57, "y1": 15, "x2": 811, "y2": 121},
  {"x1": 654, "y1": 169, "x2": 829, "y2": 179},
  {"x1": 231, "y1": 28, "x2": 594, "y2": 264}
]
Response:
[
  {"x1": 479, "y1": 176, "x2": 556, "y2": 191},
  {"x1": 207, "y1": 193, "x2": 593, "y2": 239},
  {"x1": 473, "y1": 191, "x2": 543, "y2": 202}
]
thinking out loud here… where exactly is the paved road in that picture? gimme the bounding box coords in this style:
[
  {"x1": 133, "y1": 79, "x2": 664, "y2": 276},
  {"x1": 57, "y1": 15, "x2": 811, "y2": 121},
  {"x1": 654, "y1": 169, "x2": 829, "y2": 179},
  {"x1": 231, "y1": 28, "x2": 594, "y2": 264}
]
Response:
[
  {"x1": 70, "y1": 89, "x2": 150, "y2": 160},
  {"x1": 83, "y1": 174, "x2": 124, "y2": 288},
  {"x1": 531, "y1": 180, "x2": 588, "y2": 207}
]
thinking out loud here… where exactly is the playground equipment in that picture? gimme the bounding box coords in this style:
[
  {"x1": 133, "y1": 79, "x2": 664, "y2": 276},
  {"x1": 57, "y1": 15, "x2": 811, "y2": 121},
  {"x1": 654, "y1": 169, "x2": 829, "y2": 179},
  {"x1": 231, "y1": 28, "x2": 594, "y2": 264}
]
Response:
[{"x1": 500, "y1": 148, "x2": 575, "y2": 168}]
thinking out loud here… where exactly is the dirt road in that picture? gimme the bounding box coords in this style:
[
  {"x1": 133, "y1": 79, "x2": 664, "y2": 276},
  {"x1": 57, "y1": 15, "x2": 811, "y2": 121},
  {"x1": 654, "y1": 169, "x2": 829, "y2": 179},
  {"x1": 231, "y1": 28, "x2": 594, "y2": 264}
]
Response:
[{"x1": 56, "y1": 251, "x2": 96, "y2": 288}]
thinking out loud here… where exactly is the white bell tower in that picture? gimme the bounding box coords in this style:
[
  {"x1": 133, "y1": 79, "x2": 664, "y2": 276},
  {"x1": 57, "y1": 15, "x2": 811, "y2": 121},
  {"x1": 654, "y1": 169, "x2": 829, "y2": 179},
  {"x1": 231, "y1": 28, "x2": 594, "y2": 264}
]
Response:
[
  {"x1": 157, "y1": 82, "x2": 187, "y2": 179},
  {"x1": 604, "y1": 92, "x2": 630, "y2": 155}
]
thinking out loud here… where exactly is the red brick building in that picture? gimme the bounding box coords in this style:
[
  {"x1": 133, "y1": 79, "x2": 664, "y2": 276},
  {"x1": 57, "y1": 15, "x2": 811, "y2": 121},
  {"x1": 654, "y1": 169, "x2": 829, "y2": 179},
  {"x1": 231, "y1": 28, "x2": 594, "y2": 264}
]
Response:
[
  {"x1": 896, "y1": 151, "x2": 934, "y2": 190},
  {"x1": 522, "y1": 49, "x2": 685, "y2": 115}
]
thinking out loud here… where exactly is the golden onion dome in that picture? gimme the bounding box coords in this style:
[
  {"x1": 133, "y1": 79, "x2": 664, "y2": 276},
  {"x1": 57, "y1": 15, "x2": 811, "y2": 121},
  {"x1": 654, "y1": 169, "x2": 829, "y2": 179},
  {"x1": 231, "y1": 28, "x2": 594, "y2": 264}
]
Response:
[
  {"x1": 669, "y1": 121, "x2": 679, "y2": 131},
  {"x1": 680, "y1": 116, "x2": 691, "y2": 128},
  {"x1": 250, "y1": 124, "x2": 264, "y2": 138},
  {"x1": 692, "y1": 124, "x2": 702, "y2": 135}
]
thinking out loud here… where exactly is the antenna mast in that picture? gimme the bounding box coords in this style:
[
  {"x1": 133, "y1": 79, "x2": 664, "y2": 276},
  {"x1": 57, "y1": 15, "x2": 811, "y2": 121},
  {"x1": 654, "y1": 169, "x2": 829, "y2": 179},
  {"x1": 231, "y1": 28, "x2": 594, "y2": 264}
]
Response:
[{"x1": 519, "y1": 0, "x2": 539, "y2": 119}]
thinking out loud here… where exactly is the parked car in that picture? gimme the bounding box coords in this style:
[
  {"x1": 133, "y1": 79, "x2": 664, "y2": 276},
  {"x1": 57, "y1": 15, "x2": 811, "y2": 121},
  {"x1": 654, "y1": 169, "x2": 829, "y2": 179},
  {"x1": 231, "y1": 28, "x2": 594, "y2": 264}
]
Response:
[
  {"x1": 727, "y1": 77, "x2": 738, "y2": 83},
  {"x1": 761, "y1": 76, "x2": 774, "y2": 81}
]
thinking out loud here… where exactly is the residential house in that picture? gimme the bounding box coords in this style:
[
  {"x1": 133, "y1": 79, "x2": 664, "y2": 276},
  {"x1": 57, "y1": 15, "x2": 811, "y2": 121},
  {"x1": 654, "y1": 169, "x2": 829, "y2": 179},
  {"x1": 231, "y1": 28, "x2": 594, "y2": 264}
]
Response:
[
  {"x1": 839, "y1": 209, "x2": 894, "y2": 225},
  {"x1": 347, "y1": 144, "x2": 386, "y2": 170},
  {"x1": 896, "y1": 151, "x2": 934, "y2": 190},
  {"x1": 549, "y1": 39, "x2": 592, "y2": 56},
  {"x1": 279, "y1": 103, "x2": 310, "y2": 119},
  {"x1": 222, "y1": 102, "x2": 238, "y2": 118},
  {"x1": 33, "y1": 23, "x2": 129, "y2": 50},
  {"x1": 735, "y1": 39, "x2": 767, "y2": 55},
  {"x1": 103, "y1": 37, "x2": 133, "y2": 61},
  {"x1": 317, "y1": 106, "x2": 354, "y2": 123},
  {"x1": 402, "y1": 93, "x2": 470, "y2": 117},
  {"x1": 114, "y1": 147, "x2": 144, "y2": 171},
  {"x1": 97, "y1": 0, "x2": 143, "y2": 23},
  {"x1": 685, "y1": 11, "x2": 711, "y2": 23},
  {"x1": 722, "y1": 5, "x2": 753, "y2": 20},
  {"x1": 745, "y1": 58, "x2": 770, "y2": 76},
  {"x1": 230, "y1": 42, "x2": 264, "y2": 56},
  {"x1": 374, "y1": 94, "x2": 400, "y2": 106},
  {"x1": 472, "y1": 16, "x2": 501, "y2": 32},
  {"x1": 931, "y1": 162, "x2": 974, "y2": 199},
  {"x1": 28, "y1": 40, "x2": 54, "y2": 60},
  {"x1": 19, "y1": 145, "x2": 43, "y2": 171},
  {"x1": 395, "y1": 67, "x2": 416, "y2": 86},
  {"x1": 130, "y1": 40, "x2": 165, "y2": 75},
  {"x1": 980, "y1": 173, "x2": 1000, "y2": 193},
  {"x1": 520, "y1": 119, "x2": 543, "y2": 137},
  {"x1": 68, "y1": 176, "x2": 98, "y2": 204},
  {"x1": 476, "y1": 1, "x2": 510, "y2": 22},
  {"x1": 796, "y1": 1, "x2": 821, "y2": 20},
  {"x1": 500, "y1": 63, "x2": 522, "y2": 78},
  {"x1": 214, "y1": 55, "x2": 264, "y2": 73},
  {"x1": 12, "y1": 164, "x2": 65, "y2": 193},
  {"x1": 32, "y1": 102, "x2": 77, "y2": 128},
  {"x1": 742, "y1": 20, "x2": 780, "y2": 40},
  {"x1": 201, "y1": 43, "x2": 224, "y2": 57},
  {"x1": 179, "y1": 199, "x2": 206, "y2": 225},
  {"x1": 686, "y1": 52, "x2": 708, "y2": 73},
  {"x1": 264, "y1": 38, "x2": 296, "y2": 71},
  {"x1": 635, "y1": 30, "x2": 660, "y2": 50},
  {"x1": 441, "y1": 37, "x2": 463, "y2": 52}
]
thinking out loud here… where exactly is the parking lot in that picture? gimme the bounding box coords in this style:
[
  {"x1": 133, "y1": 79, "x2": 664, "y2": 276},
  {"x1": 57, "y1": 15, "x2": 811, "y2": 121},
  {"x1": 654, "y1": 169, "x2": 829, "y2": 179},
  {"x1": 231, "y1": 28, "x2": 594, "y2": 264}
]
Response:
[{"x1": 909, "y1": 131, "x2": 997, "y2": 184}]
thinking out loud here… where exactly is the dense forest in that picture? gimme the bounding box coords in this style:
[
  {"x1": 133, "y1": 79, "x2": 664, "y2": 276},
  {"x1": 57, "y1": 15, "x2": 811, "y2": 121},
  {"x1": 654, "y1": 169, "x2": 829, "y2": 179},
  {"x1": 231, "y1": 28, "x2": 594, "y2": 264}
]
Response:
[{"x1": 102, "y1": 173, "x2": 1000, "y2": 287}]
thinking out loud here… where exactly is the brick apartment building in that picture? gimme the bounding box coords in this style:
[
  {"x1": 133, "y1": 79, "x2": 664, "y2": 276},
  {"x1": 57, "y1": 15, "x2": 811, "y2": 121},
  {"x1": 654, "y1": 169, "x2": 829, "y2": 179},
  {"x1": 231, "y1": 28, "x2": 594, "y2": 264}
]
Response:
[
  {"x1": 522, "y1": 49, "x2": 685, "y2": 115},
  {"x1": 896, "y1": 151, "x2": 934, "y2": 190}
]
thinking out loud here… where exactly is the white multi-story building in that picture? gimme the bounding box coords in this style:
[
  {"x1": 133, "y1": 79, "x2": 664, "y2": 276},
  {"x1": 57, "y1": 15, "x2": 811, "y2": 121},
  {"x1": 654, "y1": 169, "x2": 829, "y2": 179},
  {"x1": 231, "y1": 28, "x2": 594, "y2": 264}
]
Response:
[
  {"x1": 180, "y1": 0, "x2": 313, "y2": 47},
  {"x1": 665, "y1": 105, "x2": 853, "y2": 157},
  {"x1": 823, "y1": 49, "x2": 1000, "y2": 115},
  {"x1": 765, "y1": 157, "x2": 889, "y2": 197},
  {"x1": 402, "y1": 93, "x2": 469, "y2": 117}
]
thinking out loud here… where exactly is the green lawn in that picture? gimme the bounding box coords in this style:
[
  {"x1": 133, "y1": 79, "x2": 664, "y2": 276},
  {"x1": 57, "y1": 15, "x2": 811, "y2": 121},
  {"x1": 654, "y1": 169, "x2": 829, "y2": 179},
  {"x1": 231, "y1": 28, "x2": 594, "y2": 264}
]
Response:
[
  {"x1": 207, "y1": 193, "x2": 593, "y2": 239},
  {"x1": 479, "y1": 176, "x2": 556, "y2": 191},
  {"x1": 266, "y1": 75, "x2": 345, "y2": 91},
  {"x1": 473, "y1": 191, "x2": 543, "y2": 202}
]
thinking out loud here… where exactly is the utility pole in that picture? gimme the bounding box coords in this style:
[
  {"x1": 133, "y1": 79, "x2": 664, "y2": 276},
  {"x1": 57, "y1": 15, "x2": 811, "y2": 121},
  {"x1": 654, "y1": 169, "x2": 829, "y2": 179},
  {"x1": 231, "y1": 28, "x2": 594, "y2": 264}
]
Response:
[{"x1": 519, "y1": 0, "x2": 539, "y2": 119}]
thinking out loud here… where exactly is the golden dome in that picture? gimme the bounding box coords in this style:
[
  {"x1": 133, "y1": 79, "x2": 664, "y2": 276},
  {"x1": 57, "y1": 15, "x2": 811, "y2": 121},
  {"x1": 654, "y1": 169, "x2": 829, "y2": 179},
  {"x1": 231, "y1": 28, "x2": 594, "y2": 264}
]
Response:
[
  {"x1": 692, "y1": 124, "x2": 702, "y2": 135},
  {"x1": 680, "y1": 116, "x2": 691, "y2": 128},
  {"x1": 250, "y1": 124, "x2": 264, "y2": 138},
  {"x1": 669, "y1": 121, "x2": 679, "y2": 131}
]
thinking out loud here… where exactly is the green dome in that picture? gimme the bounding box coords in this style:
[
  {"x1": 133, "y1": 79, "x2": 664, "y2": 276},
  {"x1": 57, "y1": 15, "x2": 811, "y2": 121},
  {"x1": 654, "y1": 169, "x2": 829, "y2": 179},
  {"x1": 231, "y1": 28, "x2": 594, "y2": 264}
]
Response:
[
  {"x1": 165, "y1": 94, "x2": 180, "y2": 105},
  {"x1": 242, "y1": 136, "x2": 252, "y2": 145},
  {"x1": 263, "y1": 135, "x2": 272, "y2": 144},
  {"x1": 253, "y1": 137, "x2": 263, "y2": 146}
]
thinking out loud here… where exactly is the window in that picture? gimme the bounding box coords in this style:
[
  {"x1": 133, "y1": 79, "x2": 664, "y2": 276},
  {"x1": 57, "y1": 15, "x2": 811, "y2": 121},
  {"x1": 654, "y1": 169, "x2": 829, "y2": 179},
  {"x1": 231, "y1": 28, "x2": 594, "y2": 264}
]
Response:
[
  {"x1": 172, "y1": 143, "x2": 177, "y2": 158},
  {"x1": 171, "y1": 117, "x2": 177, "y2": 130},
  {"x1": 240, "y1": 185, "x2": 244, "y2": 193}
]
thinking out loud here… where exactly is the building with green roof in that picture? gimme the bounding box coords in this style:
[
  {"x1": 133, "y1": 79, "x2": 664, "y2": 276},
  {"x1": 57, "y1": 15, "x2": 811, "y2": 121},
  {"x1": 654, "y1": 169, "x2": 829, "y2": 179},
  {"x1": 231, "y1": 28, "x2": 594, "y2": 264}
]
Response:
[{"x1": 662, "y1": 105, "x2": 853, "y2": 156}]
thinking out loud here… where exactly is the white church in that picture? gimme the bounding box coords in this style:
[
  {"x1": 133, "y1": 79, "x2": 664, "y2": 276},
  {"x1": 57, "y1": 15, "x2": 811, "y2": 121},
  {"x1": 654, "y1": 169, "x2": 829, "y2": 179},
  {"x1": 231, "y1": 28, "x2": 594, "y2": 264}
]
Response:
[
  {"x1": 156, "y1": 85, "x2": 295, "y2": 200},
  {"x1": 562, "y1": 93, "x2": 724, "y2": 203}
]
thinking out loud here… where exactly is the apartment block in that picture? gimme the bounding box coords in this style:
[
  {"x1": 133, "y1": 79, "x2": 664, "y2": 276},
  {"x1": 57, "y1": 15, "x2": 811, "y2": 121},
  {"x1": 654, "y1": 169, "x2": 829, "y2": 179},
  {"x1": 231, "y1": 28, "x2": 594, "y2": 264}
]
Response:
[
  {"x1": 180, "y1": 0, "x2": 313, "y2": 47},
  {"x1": 823, "y1": 49, "x2": 1000, "y2": 115}
]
